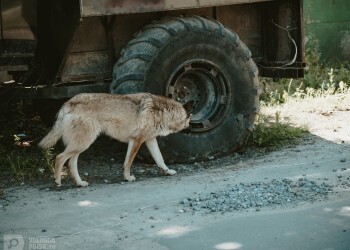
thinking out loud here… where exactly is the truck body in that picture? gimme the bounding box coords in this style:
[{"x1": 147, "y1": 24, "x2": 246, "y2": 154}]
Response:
[
  {"x1": 0, "y1": 0, "x2": 305, "y2": 162},
  {"x1": 1, "y1": 0, "x2": 304, "y2": 98}
]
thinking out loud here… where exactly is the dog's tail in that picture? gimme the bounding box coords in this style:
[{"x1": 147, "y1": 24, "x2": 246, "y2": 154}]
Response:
[
  {"x1": 38, "y1": 121, "x2": 63, "y2": 149},
  {"x1": 38, "y1": 105, "x2": 67, "y2": 149}
]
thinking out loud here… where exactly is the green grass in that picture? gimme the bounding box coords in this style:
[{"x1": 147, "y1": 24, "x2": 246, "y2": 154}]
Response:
[
  {"x1": 248, "y1": 113, "x2": 307, "y2": 149},
  {"x1": 260, "y1": 33, "x2": 350, "y2": 106},
  {"x1": 0, "y1": 101, "x2": 55, "y2": 183},
  {"x1": 254, "y1": 33, "x2": 349, "y2": 150}
]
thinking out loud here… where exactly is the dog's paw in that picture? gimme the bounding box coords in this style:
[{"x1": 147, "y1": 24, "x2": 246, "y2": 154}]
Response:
[
  {"x1": 125, "y1": 175, "x2": 136, "y2": 182},
  {"x1": 165, "y1": 169, "x2": 177, "y2": 176},
  {"x1": 77, "y1": 181, "x2": 89, "y2": 187},
  {"x1": 55, "y1": 180, "x2": 62, "y2": 187}
]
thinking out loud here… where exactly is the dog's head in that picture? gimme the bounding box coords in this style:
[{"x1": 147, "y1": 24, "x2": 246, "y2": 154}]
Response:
[
  {"x1": 155, "y1": 96, "x2": 194, "y2": 135},
  {"x1": 182, "y1": 100, "x2": 194, "y2": 128},
  {"x1": 170, "y1": 100, "x2": 194, "y2": 133}
]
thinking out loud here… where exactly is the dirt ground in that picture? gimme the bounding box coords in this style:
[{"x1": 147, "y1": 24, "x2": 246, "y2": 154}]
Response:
[
  {"x1": 0, "y1": 97, "x2": 350, "y2": 250},
  {"x1": 1, "y1": 94, "x2": 349, "y2": 188}
]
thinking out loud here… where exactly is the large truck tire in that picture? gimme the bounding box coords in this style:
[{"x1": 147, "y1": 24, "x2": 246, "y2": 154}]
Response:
[{"x1": 110, "y1": 16, "x2": 259, "y2": 163}]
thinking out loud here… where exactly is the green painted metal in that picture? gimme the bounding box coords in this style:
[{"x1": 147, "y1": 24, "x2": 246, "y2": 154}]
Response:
[{"x1": 304, "y1": 0, "x2": 350, "y2": 61}]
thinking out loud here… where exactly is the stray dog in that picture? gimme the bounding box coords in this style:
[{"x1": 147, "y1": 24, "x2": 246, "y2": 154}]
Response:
[{"x1": 39, "y1": 93, "x2": 192, "y2": 187}]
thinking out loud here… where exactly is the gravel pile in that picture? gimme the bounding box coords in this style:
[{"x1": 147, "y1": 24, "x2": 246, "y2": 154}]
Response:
[{"x1": 180, "y1": 178, "x2": 333, "y2": 213}]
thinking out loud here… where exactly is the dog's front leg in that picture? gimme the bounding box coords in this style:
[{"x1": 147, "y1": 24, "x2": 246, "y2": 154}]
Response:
[
  {"x1": 123, "y1": 139, "x2": 142, "y2": 181},
  {"x1": 145, "y1": 138, "x2": 177, "y2": 176}
]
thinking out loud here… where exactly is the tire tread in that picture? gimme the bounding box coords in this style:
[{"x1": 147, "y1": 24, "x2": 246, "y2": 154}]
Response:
[{"x1": 110, "y1": 16, "x2": 260, "y2": 161}]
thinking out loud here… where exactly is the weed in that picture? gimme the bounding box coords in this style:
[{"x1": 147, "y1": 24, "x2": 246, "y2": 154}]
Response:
[
  {"x1": 0, "y1": 136, "x2": 56, "y2": 182},
  {"x1": 248, "y1": 113, "x2": 307, "y2": 149},
  {"x1": 260, "y1": 33, "x2": 350, "y2": 106},
  {"x1": 0, "y1": 101, "x2": 55, "y2": 183},
  {"x1": 256, "y1": 32, "x2": 349, "y2": 150}
]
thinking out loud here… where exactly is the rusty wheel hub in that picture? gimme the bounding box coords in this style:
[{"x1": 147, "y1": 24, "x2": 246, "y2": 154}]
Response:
[{"x1": 166, "y1": 60, "x2": 230, "y2": 132}]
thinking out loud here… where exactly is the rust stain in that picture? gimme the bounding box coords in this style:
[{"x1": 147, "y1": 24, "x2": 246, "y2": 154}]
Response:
[{"x1": 105, "y1": 0, "x2": 165, "y2": 9}]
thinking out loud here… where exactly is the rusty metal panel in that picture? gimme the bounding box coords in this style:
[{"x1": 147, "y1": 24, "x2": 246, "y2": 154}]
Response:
[
  {"x1": 70, "y1": 17, "x2": 108, "y2": 53},
  {"x1": 164, "y1": 6, "x2": 213, "y2": 19},
  {"x1": 60, "y1": 51, "x2": 111, "y2": 82},
  {"x1": 14, "y1": 82, "x2": 110, "y2": 99},
  {"x1": 251, "y1": 1, "x2": 297, "y2": 64},
  {"x1": 217, "y1": 0, "x2": 305, "y2": 79},
  {"x1": 258, "y1": 0, "x2": 305, "y2": 78},
  {"x1": 80, "y1": 0, "x2": 272, "y2": 16},
  {"x1": 1, "y1": 0, "x2": 35, "y2": 39},
  {"x1": 271, "y1": 1, "x2": 295, "y2": 61},
  {"x1": 110, "y1": 12, "x2": 161, "y2": 59},
  {"x1": 217, "y1": 4, "x2": 263, "y2": 59},
  {"x1": 110, "y1": 7, "x2": 213, "y2": 58}
]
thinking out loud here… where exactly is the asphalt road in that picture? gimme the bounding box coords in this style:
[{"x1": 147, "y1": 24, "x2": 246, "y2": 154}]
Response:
[
  {"x1": 1, "y1": 140, "x2": 350, "y2": 250},
  {"x1": 161, "y1": 199, "x2": 350, "y2": 250}
]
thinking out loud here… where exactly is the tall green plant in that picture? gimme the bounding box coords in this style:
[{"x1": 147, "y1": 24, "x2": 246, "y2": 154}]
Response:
[
  {"x1": 260, "y1": 32, "x2": 350, "y2": 105},
  {"x1": 0, "y1": 102, "x2": 56, "y2": 182}
]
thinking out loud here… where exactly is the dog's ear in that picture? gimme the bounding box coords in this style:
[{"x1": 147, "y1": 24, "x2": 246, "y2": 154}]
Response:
[{"x1": 183, "y1": 100, "x2": 195, "y2": 117}]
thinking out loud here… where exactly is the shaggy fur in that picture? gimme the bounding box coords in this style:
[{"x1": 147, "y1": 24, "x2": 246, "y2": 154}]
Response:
[{"x1": 39, "y1": 93, "x2": 191, "y2": 187}]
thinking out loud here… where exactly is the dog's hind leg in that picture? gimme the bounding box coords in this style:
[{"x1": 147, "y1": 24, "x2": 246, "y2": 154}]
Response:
[
  {"x1": 123, "y1": 139, "x2": 142, "y2": 182},
  {"x1": 60, "y1": 118, "x2": 97, "y2": 186},
  {"x1": 54, "y1": 152, "x2": 74, "y2": 187},
  {"x1": 145, "y1": 138, "x2": 177, "y2": 176},
  {"x1": 68, "y1": 153, "x2": 88, "y2": 187}
]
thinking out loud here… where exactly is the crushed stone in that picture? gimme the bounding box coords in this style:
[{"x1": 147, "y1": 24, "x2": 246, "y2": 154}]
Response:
[{"x1": 180, "y1": 178, "x2": 333, "y2": 213}]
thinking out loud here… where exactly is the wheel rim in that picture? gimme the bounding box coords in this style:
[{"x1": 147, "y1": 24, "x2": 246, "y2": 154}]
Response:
[{"x1": 166, "y1": 59, "x2": 230, "y2": 132}]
